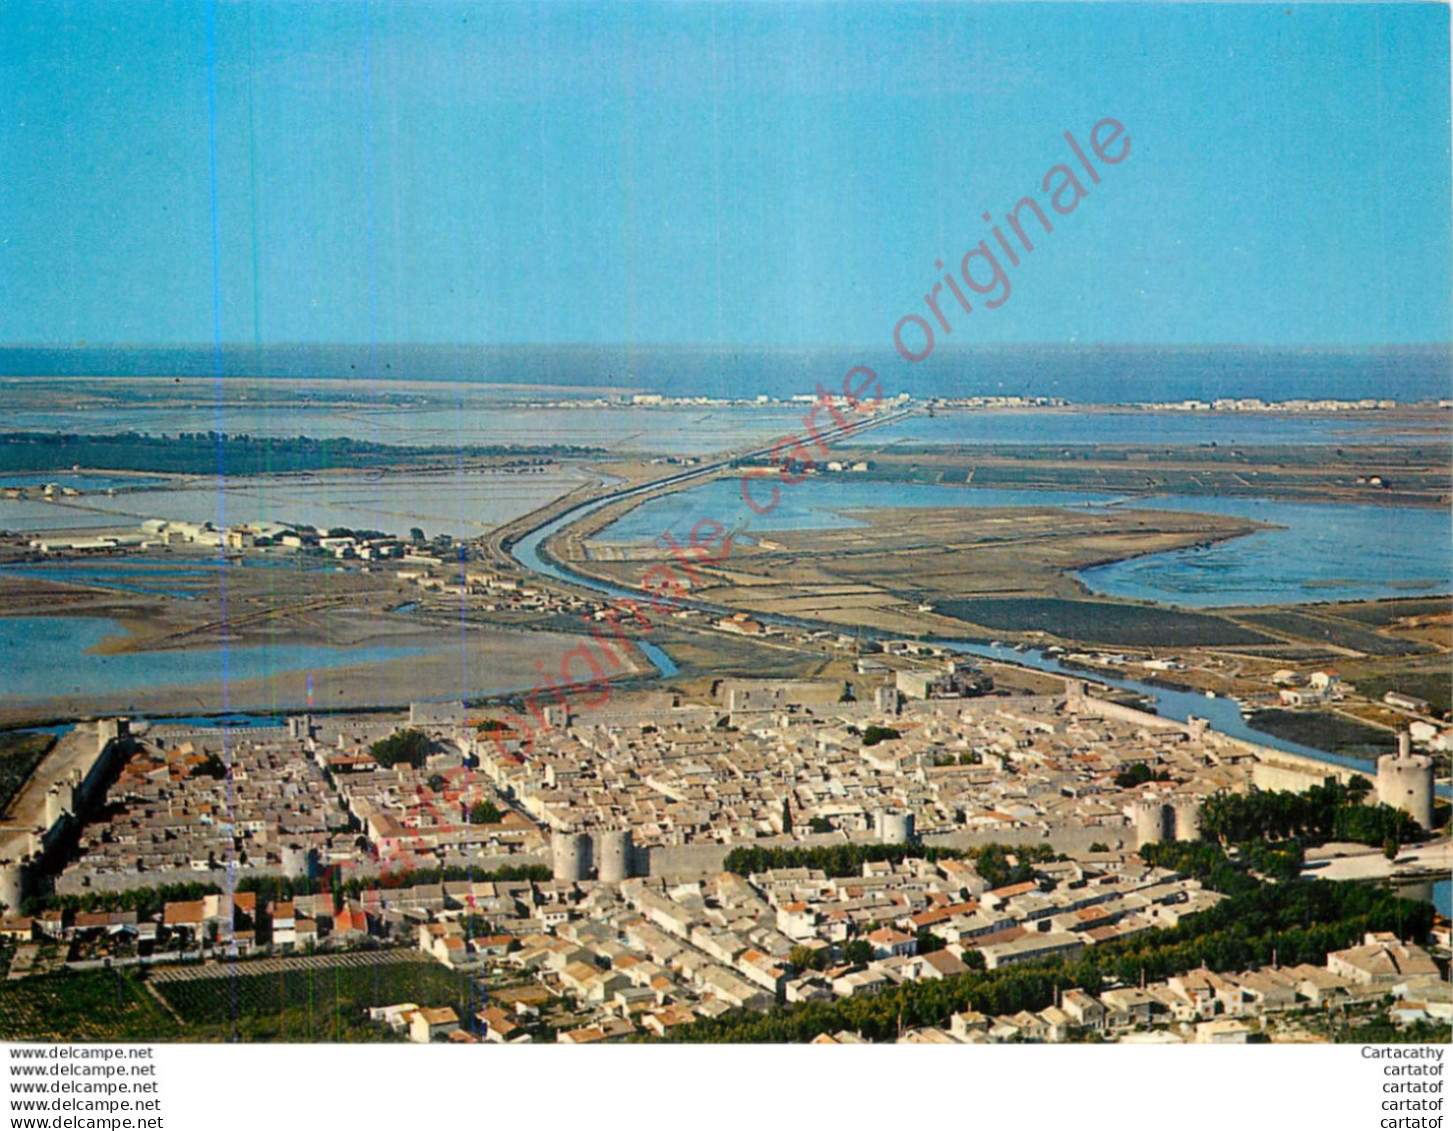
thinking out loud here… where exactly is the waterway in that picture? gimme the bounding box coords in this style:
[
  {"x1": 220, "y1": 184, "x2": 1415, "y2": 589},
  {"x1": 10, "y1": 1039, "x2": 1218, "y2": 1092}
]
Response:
[
  {"x1": 145, "y1": 714, "x2": 285, "y2": 729},
  {"x1": 634, "y1": 639, "x2": 680, "y2": 678},
  {"x1": 1393, "y1": 879, "x2": 1453, "y2": 918},
  {"x1": 510, "y1": 491, "x2": 1446, "y2": 793},
  {"x1": 937, "y1": 640, "x2": 1388, "y2": 776}
]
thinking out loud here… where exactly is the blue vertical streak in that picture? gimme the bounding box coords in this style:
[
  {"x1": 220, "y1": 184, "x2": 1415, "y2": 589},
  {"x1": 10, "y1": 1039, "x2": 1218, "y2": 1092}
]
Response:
[
  {"x1": 203, "y1": 0, "x2": 238, "y2": 1040},
  {"x1": 361, "y1": 1, "x2": 384, "y2": 724}
]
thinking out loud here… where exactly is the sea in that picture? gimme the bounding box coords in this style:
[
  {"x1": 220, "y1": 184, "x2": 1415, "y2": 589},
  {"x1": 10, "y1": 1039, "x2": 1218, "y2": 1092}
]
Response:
[{"x1": 2, "y1": 343, "x2": 1450, "y2": 404}]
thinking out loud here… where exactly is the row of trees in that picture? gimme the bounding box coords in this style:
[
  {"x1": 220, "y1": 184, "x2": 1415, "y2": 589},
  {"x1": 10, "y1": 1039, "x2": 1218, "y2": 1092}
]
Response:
[
  {"x1": 722, "y1": 842, "x2": 967, "y2": 878},
  {"x1": 0, "y1": 431, "x2": 603, "y2": 476},
  {"x1": 38, "y1": 880, "x2": 224, "y2": 920},
  {"x1": 331, "y1": 862, "x2": 550, "y2": 906},
  {"x1": 1200, "y1": 776, "x2": 1421, "y2": 847},
  {"x1": 720, "y1": 841, "x2": 1060, "y2": 888}
]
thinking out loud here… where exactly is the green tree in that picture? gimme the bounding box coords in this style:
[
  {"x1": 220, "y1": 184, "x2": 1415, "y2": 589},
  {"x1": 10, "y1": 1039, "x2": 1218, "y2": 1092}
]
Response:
[
  {"x1": 1113, "y1": 763, "x2": 1169, "y2": 789},
  {"x1": 1200, "y1": 776, "x2": 1419, "y2": 849},
  {"x1": 843, "y1": 939, "x2": 874, "y2": 965},
  {"x1": 470, "y1": 800, "x2": 502, "y2": 825},
  {"x1": 789, "y1": 945, "x2": 824, "y2": 973},
  {"x1": 861, "y1": 725, "x2": 900, "y2": 747},
  {"x1": 915, "y1": 929, "x2": 945, "y2": 954},
  {"x1": 370, "y1": 729, "x2": 432, "y2": 769}
]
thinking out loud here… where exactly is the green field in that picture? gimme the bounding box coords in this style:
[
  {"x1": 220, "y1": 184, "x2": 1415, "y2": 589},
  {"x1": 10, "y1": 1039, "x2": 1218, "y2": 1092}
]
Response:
[
  {"x1": 1351, "y1": 669, "x2": 1453, "y2": 717},
  {"x1": 0, "y1": 731, "x2": 54, "y2": 817},
  {"x1": 0, "y1": 952, "x2": 482, "y2": 1043},
  {"x1": 0, "y1": 966, "x2": 179, "y2": 1042},
  {"x1": 153, "y1": 953, "x2": 481, "y2": 1041},
  {"x1": 1246, "y1": 709, "x2": 1398, "y2": 762},
  {"x1": 938, "y1": 598, "x2": 1275, "y2": 648},
  {"x1": 1237, "y1": 610, "x2": 1436, "y2": 656},
  {"x1": 1335, "y1": 598, "x2": 1451, "y2": 627}
]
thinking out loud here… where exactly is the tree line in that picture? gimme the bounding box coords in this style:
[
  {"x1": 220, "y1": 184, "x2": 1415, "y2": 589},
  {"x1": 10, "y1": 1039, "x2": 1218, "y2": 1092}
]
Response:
[
  {"x1": 721, "y1": 841, "x2": 1060, "y2": 890},
  {"x1": 0, "y1": 431, "x2": 601, "y2": 477},
  {"x1": 1200, "y1": 776, "x2": 1421, "y2": 847}
]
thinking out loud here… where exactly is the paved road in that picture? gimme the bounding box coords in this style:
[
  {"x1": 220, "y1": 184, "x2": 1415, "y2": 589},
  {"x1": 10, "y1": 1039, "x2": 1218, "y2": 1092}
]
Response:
[{"x1": 1302, "y1": 838, "x2": 1453, "y2": 882}]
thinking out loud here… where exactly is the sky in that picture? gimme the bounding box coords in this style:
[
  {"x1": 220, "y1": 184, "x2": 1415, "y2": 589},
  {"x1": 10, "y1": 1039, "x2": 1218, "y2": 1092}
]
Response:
[{"x1": 1, "y1": 1, "x2": 1449, "y2": 351}]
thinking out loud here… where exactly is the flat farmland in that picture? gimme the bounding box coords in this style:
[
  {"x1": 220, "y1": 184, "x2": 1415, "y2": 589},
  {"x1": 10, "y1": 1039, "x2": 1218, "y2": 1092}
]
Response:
[
  {"x1": 0, "y1": 966, "x2": 179, "y2": 1042},
  {"x1": 152, "y1": 950, "x2": 479, "y2": 1042},
  {"x1": 1237, "y1": 609, "x2": 1439, "y2": 656},
  {"x1": 936, "y1": 597, "x2": 1277, "y2": 648}
]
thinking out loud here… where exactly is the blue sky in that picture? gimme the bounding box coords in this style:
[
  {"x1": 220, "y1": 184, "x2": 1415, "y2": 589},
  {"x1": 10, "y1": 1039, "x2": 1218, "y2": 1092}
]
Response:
[{"x1": 1, "y1": 1, "x2": 1448, "y2": 349}]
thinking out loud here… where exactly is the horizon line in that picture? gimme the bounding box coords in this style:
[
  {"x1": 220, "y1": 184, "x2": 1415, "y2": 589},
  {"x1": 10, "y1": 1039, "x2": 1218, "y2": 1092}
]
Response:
[{"x1": 1, "y1": 341, "x2": 1449, "y2": 354}]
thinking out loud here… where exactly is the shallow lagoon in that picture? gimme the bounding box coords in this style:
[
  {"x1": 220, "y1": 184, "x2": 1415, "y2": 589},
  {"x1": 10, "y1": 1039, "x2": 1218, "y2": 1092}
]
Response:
[
  {"x1": 0, "y1": 468, "x2": 589, "y2": 539},
  {"x1": 596, "y1": 478, "x2": 1450, "y2": 608},
  {"x1": 1078, "y1": 496, "x2": 1451, "y2": 606},
  {"x1": 0, "y1": 616, "x2": 437, "y2": 700},
  {"x1": 7, "y1": 401, "x2": 1444, "y2": 456}
]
